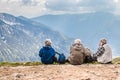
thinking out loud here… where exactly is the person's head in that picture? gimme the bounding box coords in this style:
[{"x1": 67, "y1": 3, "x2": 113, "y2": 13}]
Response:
[
  {"x1": 45, "y1": 39, "x2": 52, "y2": 46},
  {"x1": 74, "y1": 39, "x2": 81, "y2": 45},
  {"x1": 99, "y1": 38, "x2": 107, "y2": 46}
]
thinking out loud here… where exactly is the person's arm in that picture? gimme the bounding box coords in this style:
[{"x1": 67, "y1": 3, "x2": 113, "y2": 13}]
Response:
[
  {"x1": 39, "y1": 48, "x2": 43, "y2": 57},
  {"x1": 96, "y1": 47, "x2": 105, "y2": 56},
  {"x1": 50, "y1": 47, "x2": 56, "y2": 57}
]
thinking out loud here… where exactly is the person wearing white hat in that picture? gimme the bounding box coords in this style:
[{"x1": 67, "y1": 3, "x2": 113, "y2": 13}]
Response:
[
  {"x1": 39, "y1": 39, "x2": 57, "y2": 64},
  {"x1": 45, "y1": 39, "x2": 52, "y2": 46},
  {"x1": 68, "y1": 39, "x2": 86, "y2": 65},
  {"x1": 74, "y1": 39, "x2": 81, "y2": 44}
]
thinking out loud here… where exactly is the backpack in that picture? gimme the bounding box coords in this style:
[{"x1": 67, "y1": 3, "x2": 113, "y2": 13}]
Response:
[
  {"x1": 56, "y1": 52, "x2": 66, "y2": 64},
  {"x1": 84, "y1": 56, "x2": 93, "y2": 63}
]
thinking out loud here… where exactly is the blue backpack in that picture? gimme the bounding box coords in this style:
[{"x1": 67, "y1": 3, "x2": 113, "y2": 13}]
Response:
[{"x1": 56, "y1": 52, "x2": 66, "y2": 64}]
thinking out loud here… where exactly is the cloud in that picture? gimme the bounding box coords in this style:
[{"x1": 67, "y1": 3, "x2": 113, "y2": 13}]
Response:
[
  {"x1": 45, "y1": 0, "x2": 81, "y2": 11},
  {"x1": 0, "y1": 0, "x2": 120, "y2": 17},
  {"x1": 21, "y1": 0, "x2": 44, "y2": 6},
  {"x1": 0, "y1": 0, "x2": 47, "y2": 18},
  {"x1": 45, "y1": 0, "x2": 115, "y2": 14},
  {"x1": 112, "y1": 0, "x2": 120, "y2": 15}
]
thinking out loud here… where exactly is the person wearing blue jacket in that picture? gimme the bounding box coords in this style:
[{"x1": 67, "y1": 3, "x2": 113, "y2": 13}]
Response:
[{"x1": 39, "y1": 39, "x2": 57, "y2": 64}]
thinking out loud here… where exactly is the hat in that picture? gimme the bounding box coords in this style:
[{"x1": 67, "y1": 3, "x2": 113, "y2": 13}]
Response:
[
  {"x1": 74, "y1": 39, "x2": 81, "y2": 44},
  {"x1": 45, "y1": 39, "x2": 52, "y2": 46},
  {"x1": 45, "y1": 39, "x2": 52, "y2": 43}
]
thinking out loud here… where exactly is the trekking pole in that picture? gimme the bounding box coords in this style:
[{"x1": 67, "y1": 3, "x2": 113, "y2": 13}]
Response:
[{"x1": 55, "y1": 51, "x2": 60, "y2": 55}]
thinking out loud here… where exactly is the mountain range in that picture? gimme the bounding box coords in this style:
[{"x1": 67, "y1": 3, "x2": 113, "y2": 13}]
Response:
[
  {"x1": 0, "y1": 12, "x2": 120, "y2": 62},
  {"x1": 0, "y1": 13, "x2": 72, "y2": 62},
  {"x1": 32, "y1": 12, "x2": 120, "y2": 57}
]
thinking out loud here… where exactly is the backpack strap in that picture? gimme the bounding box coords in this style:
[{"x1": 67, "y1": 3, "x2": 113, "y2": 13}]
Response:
[{"x1": 55, "y1": 51, "x2": 60, "y2": 55}]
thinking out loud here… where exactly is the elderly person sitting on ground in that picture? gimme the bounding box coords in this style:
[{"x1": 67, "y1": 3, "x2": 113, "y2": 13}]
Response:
[
  {"x1": 68, "y1": 39, "x2": 86, "y2": 65},
  {"x1": 39, "y1": 39, "x2": 57, "y2": 64},
  {"x1": 93, "y1": 38, "x2": 112, "y2": 64}
]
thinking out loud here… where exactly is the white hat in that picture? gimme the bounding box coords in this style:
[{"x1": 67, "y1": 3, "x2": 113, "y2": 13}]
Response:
[
  {"x1": 45, "y1": 39, "x2": 52, "y2": 43},
  {"x1": 45, "y1": 39, "x2": 52, "y2": 46},
  {"x1": 74, "y1": 39, "x2": 81, "y2": 44}
]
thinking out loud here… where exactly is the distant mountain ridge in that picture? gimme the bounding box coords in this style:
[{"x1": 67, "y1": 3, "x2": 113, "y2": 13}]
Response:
[
  {"x1": 0, "y1": 13, "x2": 72, "y2": 62},
  {"x1": 32, "y1": 12, "x2": 120, "y2": 57}
]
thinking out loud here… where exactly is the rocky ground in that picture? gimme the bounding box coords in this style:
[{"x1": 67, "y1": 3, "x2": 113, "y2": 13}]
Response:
[{"x1": 0, "y1": 64, "x2": 120, "y2": 80}]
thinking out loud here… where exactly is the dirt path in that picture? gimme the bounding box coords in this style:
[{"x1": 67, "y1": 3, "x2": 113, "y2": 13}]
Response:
[{"x1": 0, "y1": 64, "x2": 120, "y2": 80}]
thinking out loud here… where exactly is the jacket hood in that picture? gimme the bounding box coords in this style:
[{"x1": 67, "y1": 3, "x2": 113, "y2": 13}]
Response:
[
  {"x1": 43, "y1": 46, "x2": 52, "y2": 50},
  {"x1": 73, "y1": 44, "x2": 83, "y2": 51}
]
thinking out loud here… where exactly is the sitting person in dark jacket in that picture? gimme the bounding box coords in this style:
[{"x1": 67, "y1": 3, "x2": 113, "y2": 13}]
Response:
[{"x1": 39, "y1": 39, "x2": 57, "y2": 64}]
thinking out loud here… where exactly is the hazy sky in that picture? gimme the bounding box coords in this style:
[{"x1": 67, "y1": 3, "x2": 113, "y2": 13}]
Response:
[{"x1": 0, "y1": 0, "x2": 120, "y2": 18}]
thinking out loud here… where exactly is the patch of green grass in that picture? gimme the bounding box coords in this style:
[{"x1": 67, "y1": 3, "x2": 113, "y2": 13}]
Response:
[
  {"x1": 0, "y1": 62, "x2": 10, "y2": 66},
  {"x1": 31, "y1": 61, "x2": 42, "y2": 65},
  {"x1": 88, "y1": 61, "x2": 99, "y2": 64},
  {"x1": 23, "y1": 62, "x2": 42, "y2": 66},
  {"x1": 10, "y1": 62, "x2": 24, "y2": 67},
  {"x1": 0, "y1": 62, "x2": 42, "y2": 67},
  {"x1": 112, "y1": 57, "x2": 120, "y2": 64},
  {"x1": 1, "y1": 58, "x2": 120, "y2": 67}
]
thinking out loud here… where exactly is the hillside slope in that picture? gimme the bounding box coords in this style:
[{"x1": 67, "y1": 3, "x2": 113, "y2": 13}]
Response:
[{"x1": 0, "y1": 13, "x2": 72, "y2": 62}]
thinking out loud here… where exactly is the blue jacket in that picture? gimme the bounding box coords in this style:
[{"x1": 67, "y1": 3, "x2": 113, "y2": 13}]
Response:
[{"x1": 39, "y1": 46, "x2": 55, "y2": 64}]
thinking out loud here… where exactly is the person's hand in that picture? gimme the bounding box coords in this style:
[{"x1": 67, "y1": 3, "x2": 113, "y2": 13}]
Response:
[
  {"x1": 93, "y1": 54, "x2": 97, "y2": 58},
  {"x1": 92, "y1": 54, "x2": 97, "y2": 61}
]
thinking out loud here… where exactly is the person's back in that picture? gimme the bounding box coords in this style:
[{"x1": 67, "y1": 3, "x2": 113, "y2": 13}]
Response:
[
  {"x1": 68, "y1": 39, "x2": 85, "y2": 65},
  {"x1": 39, "y1": 39, "x2": 56, "y2": 64}
]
